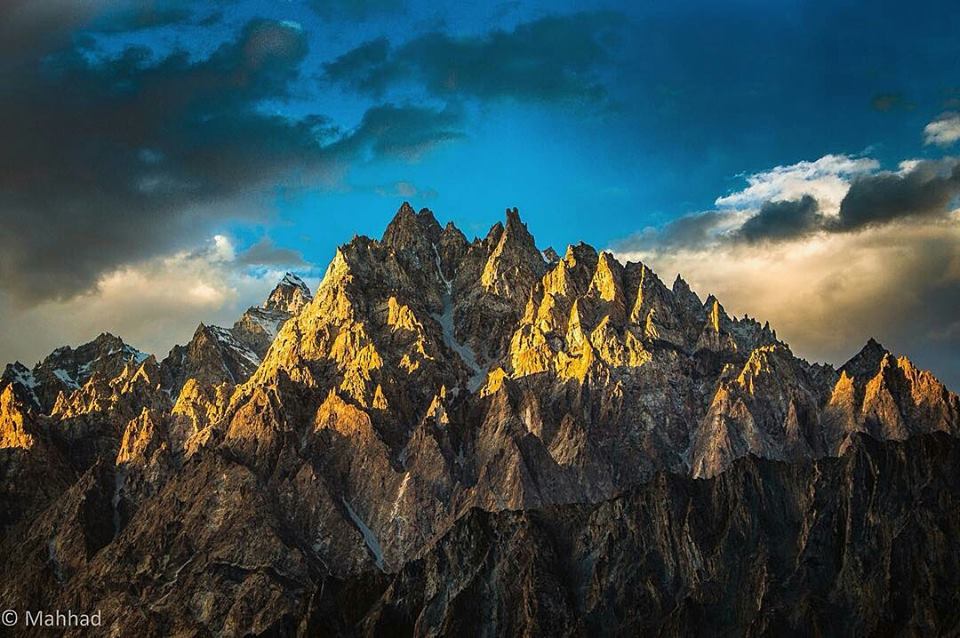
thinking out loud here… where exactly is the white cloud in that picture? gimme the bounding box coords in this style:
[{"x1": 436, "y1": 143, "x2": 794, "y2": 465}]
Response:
[
  {"x1": 0, "y1": 236, "x2": 317, "y2": 366},
  {"x1": 611, "y1": 152, "x2": 960, "y2": 387},
  {"x1": 210, "y1": 234, "x2": 236, "y2": 262},
  {"x1": 923, "y1": 112, "x2": 960, "y2": 147},
  {"x1": 714, "y1": 154, "x2": 879, "y2": 216},
  {"x1": 613, "y1": 217, "x2": 960, "y2": 379}
]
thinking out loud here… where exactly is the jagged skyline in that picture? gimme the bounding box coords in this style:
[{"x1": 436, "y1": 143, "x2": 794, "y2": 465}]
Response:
[
  {"x1": 1, "y1": 0, "x2": 958, "y2": 387},
  {"x1": 4, "y1": 202, "x2": 958, "y2": 390},
  {"x1": 3, "y1": 198, "x2": 957, "y2": 633}
]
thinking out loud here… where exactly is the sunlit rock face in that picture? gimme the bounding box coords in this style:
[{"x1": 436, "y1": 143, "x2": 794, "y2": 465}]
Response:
[
  {"x1": 1, "y1": 204, "x2": 958, "y2": 635},
  {"x1": 1, "y1": 333, "x2": 149, "y2": 413},
  {"x1": 158, "y1": 273, "x2": 313, "y2": 396}
]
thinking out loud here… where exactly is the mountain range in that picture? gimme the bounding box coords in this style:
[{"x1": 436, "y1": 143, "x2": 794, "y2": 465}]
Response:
[{"x1": 1, "y1": 203, "x2": 958, "y2": 636}]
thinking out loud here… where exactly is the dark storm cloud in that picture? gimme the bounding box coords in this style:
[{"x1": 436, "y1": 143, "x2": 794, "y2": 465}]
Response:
[
  {"x1": 237, "y1": 238, "x2": 308, "y2": 267},
  {"x1": 335, "y1": 104, "x2": 464, "y2": 160},
  {"x1": 631, "y1": 159, "x2": 960, "y2": 253},
  {"x1": 323, "y1": 12, "x2": 620, "y2": 104},
  {"x1": 322, "y1": 37, "x2": 393, "y2": 95},
  {"x1": 611, "y1": 211, "x2": 727, "y2": 252},
  {"x1": 309, "y1": 0, "x2": 404, "y2": 21},
  {"x1": 0, "y1": 0, "x2": 112, "y2": 61},
  {"x1": 0, "y1": 16, "x2": 463, "y2": 304},
  {"x1": 89, "y1": 5, "x2": 194, "y2": 33},
  {"x1": 737, "y1": 195, "x2": 824, "y2": 243},
  {"x1": 836, "y1": 159, "x2": 960, "y2": 231}
]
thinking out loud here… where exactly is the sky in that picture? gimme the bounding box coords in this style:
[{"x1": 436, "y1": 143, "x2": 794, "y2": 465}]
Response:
[{"x1": 1, "y1": 0, "x2": 959, "y2": 387}]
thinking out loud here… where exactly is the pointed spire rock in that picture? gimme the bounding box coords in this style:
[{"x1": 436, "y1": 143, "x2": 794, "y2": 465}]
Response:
[
  {"x1": 706, "y1": 296, "x2": 723, "y2": 333},
  {"x1": 264, "y1": 273, "x2": 312, "y2": 314},
  {"x1": 840, "y1": 337, "x2": 891, "y2": 380},
  {"x1": 480, "y1": 208, "x2": 546, "y2": 297},
  {"x1": 505, "y1": 206, "x2": 523, "y2": 229},
  {"x1": 438, "y1": 221, "x2": 469, "y2": 280},
  {"x1": 0, "y1": 384, "x2": 35, "y2": 449},
  {"x1": 382, "y1": 202, "x2": 442, "y2": 249},
  {"x1": 590, "y1": 251, "x2": 626, "y2": 305},
  {"x1": 483, "y1": 221, "x2": 505, "y2": 247},
  {"x1": 564, "y1": 242, "x2": 599, "y2": 268},
  {"x1": 672, "y1": 274, "x2": 702, "y2": 312}
]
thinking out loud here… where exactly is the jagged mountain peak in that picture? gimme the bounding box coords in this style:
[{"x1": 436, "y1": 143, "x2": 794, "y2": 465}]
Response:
[
  {"x1": 2, "y1": 203, "x2": 960, "y2": 636},
  {"x1": 0, "y1": 383, "x2": 35, "y2": 449},
  {"x1": 671, "y1": 273, "x2": 703, "y2": 311},
  {"x1": 841, "y1": 337, "x2": 890, "y2": 380},
  {"x1": 1, "y1": 362, "x2": 40, "y2": 408},
  {"x1": 279, "y1": 271, "x2": 309, "y2": 290},
  {"x1": 564, "y1": 241, "x2": 599, "y2": 268},
  {"x1": 263, "y1": 272, "x2": 312, "y2": 314},
  {"x1": 479, "y1": 207, "x2": 546, "y2": 298},
  {"x1": 382, "y1": 201, "x2": 443, "y2": 249},
  {"x1": 25, "y1": 333, "x2": 148, "y2": 411},
  {"x1": 501, "y1": 207, "x2": 536, "y2": 246},
  {"x1": 483, "y1": 220, "x2": 505, "y2": 246}
]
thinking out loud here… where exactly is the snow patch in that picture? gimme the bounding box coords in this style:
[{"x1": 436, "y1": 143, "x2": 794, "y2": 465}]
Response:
[
  {"x1": 342, "y1": 498, "x2": 385, "y2": 571},
  {"x1": 390, "y1": 473, "x2": 411, "y2": 523},
  {"x1": 431, "y1": 245, "x2": 486, "y2": 392},
  {"x1": 209, "y1": 326, "x2": 262, "y2": 368},
  {"x1": 245, "y1": 308, "x2": 286, "y2": 340},
  {"x1": 280, "y1": 272, "x2": 309, "y2": 290},
  {"x1": 52, "y1": 368, "x2": 79, "y2": 389},
  {"x1": 6, "y1": 364, "x2": 40, "y2": 405}
]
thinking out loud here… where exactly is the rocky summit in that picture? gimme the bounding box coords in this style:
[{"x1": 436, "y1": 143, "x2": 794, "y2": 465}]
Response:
[{"x1": 1, "y1": 205, "x2": 959, "y2": 637}]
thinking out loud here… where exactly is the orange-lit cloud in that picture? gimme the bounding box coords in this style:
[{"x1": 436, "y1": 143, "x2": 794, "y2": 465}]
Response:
[
  {"x1": 0, "y1": 236, "x2": 315, "y2": 366},
  {"x1": 613, "y1": 154, "x2": 960, "y2": 387}
]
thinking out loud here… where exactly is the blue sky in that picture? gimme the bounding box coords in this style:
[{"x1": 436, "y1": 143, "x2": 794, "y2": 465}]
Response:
[
  {"x1": 76, "y1": 0, "x2": 959, "y2": 260},
  {"x1": 1, "y1": 0, "x2": 959, "y2": 385}
]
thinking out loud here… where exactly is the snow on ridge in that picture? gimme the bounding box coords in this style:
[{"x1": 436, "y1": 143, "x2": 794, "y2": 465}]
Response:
[
  {"x1": 5, "y1": 363, "x2": 40, "y2": 405},
  {"x1": 280, "y1": 272, "x2": 308, "y2": 289},
  {"x1": 53, "y1": 368, "x2": 79, "y2": 389},
  {"x1": 244, "y1": 307, "x2": 286, "y2": 340},
  {"x1": 9, "y1": 364, "x2": 39, "y2": 390},
  {"x1": 208, "y1": 325, "x2": 262, "y2": 366}
]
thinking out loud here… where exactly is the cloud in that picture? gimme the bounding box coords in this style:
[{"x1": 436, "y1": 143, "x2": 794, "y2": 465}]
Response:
[
  {"x1": 0, "y1": 0, "x2": 113, "y2": 61},
  {"x1": 714, "y1": 154, "x2": 878, "y2": 216},
  {"x1": 614, "y1": 211, "x2": 730, "y2": 252},
  {"x1": 614, "y1": 216, "x2": 960, "y2": 387},
  {"x1": 236, "y1": 237, "x2": 309, "y2": 267},
  {"x1": 611, "y1": 153, "x2": 960, "y2": 388},
  {"x1": 88, "y1": 5, "x2": 195, "y2": 33},
  {"x1": 836, "y1": 159, "x2": 960, "y2": 230},
  {"x1": 736, "y1": 195, "x2": 824, "y2": 243},
  {"x1": 335, "y1": 104, "x2": 464, "y2": 161},
  {"x1": 309, "y1": 0, "x2": 403, "y2": 21},
  {"x1": 0, "y1": 16, "x2": 463, "y2": 304},
  {"x1": 0, "y1": 236, "x2": 308, "y2": 366},
  {"x1": 645, "y1": 156, "x2": 960, "y2": 247},
  {"x1": 322, "y1": 12, "x2": 620, "y2": 104},
  {"x1": 923, "y1": 112, "x2": 960, "y2": 147},
  {"x1": 375, "y1": 181, "x2": 438, "y2": 200},
  {"x1": 322, "y1": 36, "x2": 392, "y2": 95}
]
